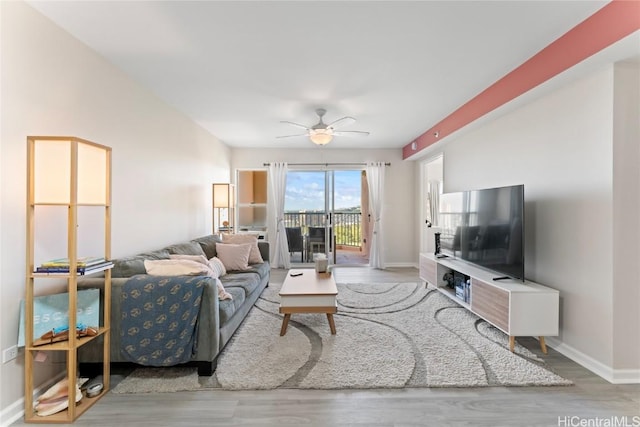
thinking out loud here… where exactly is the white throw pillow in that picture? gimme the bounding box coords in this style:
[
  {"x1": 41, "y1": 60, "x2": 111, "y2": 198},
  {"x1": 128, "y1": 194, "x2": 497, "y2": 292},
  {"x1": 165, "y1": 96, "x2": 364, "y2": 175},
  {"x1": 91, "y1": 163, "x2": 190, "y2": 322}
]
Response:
[
  {"x1": 215, "y1": 278, "x2": 232, "y2": 301},
  {"x1": 169, "y1": 254, "x2": 209, "y2": 266},
  {"x1": 144, "y1": 259, "x2": 209, "y2": 276},
  {"x1": 215, "y1": 243, "x2": 252, "y2": 271},
  {"x1": 222, "y1": 234, "x2": 264, "y2": 264},
  {"x1": 143, "y1": 259, "x2": 232, "y2": 300},
  {"x1": 208, "y1": 257, "x2": 226, "y2": 277}
]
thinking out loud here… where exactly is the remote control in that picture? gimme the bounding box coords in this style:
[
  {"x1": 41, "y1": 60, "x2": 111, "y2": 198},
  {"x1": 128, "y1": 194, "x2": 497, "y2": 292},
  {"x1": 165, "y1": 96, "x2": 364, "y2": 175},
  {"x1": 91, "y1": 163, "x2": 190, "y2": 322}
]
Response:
[{"x1": 289, "y1": 272, "x2": 303, "y2": 277}]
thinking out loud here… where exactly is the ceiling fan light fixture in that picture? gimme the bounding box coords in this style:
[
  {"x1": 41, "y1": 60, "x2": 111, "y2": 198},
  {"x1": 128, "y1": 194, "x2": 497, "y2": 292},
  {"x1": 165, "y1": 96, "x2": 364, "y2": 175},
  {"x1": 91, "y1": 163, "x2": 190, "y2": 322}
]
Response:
[
  {"x1": 279, "y1": 109, "x2": 367, "y2": 144},
  {"x1": 309, "y1": 130, "x2": 333, "y2": 145}
]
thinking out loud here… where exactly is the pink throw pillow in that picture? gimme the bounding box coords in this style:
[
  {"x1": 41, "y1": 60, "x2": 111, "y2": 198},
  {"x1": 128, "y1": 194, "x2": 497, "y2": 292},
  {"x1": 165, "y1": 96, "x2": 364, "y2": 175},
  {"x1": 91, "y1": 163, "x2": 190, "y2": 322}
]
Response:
[
  {"x1": 215, "y1": 243, "x2": 252, "y2": 271},
  {"x1": 222, "y1": 234, "x2": 264, "y2": 264}
]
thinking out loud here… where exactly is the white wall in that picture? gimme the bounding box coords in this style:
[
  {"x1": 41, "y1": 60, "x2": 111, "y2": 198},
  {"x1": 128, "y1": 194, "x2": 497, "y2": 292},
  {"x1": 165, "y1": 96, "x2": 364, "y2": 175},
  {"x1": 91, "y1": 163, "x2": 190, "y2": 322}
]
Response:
[
  {"x1": 0, "y1": 2, "x2": 230, "y2": 421},
  {"x1": 415, "y1": 64, "x2": 639, "y2": 381},
  {"x1": 231, "y1": 148, "x2": 416, "y2": 266}
]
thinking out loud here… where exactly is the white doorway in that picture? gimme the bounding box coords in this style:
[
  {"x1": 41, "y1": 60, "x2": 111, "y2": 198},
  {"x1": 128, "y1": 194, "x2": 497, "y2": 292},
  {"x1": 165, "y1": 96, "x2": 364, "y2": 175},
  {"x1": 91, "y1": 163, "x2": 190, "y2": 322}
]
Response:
[{"x1": 420, "y1": 154, "x2": 444, "y2": 254}]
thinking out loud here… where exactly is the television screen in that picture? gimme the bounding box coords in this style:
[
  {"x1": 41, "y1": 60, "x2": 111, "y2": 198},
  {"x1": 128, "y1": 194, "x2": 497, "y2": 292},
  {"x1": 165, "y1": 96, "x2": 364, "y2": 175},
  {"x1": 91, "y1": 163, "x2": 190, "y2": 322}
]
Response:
[{"x1": 439, "y1": 185, "x2": 524, "y2": 281}]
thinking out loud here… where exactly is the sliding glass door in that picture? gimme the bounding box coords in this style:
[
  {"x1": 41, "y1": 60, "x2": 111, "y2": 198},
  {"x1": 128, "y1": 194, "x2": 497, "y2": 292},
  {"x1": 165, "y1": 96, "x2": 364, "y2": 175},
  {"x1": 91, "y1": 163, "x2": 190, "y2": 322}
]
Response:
[
  {"x1": 332, "y1": 170, "x2": 368, "y2": 265},
  {"x1": 284, "y1": 169, "x2": 367, "y2": 265}
]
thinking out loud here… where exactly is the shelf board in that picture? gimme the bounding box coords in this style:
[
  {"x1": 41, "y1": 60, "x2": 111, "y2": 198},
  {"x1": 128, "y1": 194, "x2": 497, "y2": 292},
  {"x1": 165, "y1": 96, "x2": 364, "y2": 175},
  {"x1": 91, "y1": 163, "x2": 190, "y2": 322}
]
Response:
[
  {"x1": 26, "y1": 327, "x2": 109, "y2": 351},
  {"x1": 436, "y1": 286, "x2": 471, "y2": 310},
  {"x1": 31, "y1": 265, "x2": 113, "y2": 278},
  {"x1": 23, "y1": 388, "x2": 107, "y2": 424},
  {"x1": 31, "y1": 202, "x2": 109, "y2": 207}
]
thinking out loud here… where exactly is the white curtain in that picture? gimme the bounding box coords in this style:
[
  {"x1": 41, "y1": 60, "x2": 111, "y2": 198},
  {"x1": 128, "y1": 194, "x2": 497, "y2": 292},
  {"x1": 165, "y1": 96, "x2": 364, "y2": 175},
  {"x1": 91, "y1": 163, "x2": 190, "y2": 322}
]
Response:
[
  {"x1": 366, "y1": 162, "x2": 386, "y2": 269},
  {"x1": 268, "y1": 162, "x2": 290, "y2": 269}
]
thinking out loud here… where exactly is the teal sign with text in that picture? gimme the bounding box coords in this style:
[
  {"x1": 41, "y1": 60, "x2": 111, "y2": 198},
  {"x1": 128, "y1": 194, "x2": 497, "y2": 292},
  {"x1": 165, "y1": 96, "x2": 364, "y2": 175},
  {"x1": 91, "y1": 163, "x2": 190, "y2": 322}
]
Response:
[{"x1": 18, "y1": 289, "x2": 99, "y2": 347}]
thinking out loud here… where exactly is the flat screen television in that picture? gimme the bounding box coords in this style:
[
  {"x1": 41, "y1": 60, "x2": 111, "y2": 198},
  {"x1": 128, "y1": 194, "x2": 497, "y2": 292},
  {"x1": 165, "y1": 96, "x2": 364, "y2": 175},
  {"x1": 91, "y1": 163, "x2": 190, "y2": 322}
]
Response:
[{"x1": 438, "y1": 184, "x2": 524, "y2": 281}]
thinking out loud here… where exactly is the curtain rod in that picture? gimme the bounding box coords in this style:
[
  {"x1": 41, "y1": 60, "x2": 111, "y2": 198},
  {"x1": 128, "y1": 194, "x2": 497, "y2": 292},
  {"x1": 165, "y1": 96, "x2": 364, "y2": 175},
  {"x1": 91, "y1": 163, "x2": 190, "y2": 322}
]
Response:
[{"x1": 262, "y1": 162, "x2": 391, "y2": 167}]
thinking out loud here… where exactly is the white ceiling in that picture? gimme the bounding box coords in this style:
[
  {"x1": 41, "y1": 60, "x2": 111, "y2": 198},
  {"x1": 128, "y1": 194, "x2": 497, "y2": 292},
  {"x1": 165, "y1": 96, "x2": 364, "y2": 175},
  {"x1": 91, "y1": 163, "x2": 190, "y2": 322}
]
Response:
[{"x1": 28, "y1": 1, "x2": 613, "y2": 149}]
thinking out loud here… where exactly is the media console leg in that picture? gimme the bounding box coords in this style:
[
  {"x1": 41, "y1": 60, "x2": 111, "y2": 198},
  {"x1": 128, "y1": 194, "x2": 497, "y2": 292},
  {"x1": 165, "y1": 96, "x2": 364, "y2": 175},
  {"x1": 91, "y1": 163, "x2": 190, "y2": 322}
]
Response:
[
  {"x1": 509, "y1": 336, "x2": 515, "y2": 352},
  {"x1": 539, "y1": 336, "x2": 548, "y2": 354}
]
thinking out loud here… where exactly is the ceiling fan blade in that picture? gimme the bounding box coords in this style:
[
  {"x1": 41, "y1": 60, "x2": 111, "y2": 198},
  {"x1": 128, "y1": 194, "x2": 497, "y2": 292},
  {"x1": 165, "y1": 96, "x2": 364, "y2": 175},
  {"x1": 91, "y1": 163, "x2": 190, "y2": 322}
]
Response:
[
  {"x1": 276, "y1": 133, "x2": 309, "y2": 139},
  {"x1": 332, "y1": 130, "x2": 370, "y2": 137},
  {"x1": 280, "y1": 120, "x2": 310, "y2": 130},
  {"x1": 326, "y1": 116, "x2": 356, "y2": 130}
]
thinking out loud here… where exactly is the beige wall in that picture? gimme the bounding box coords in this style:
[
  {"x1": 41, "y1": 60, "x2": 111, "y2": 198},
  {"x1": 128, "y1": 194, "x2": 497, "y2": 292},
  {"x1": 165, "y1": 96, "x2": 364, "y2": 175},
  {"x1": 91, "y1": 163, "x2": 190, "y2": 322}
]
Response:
[
  {"x1": 414, "y1": 64, "x2": 639, "y2": 381},
  {"x1": 231, "y1": 148, "x2": 416, "y2": 266},
  {"x1": 612, "y1": 62, "x2": 640, "y2": 372},
  {"x1": 0, "y1": 2, "x2": 230, "y2": 421}
]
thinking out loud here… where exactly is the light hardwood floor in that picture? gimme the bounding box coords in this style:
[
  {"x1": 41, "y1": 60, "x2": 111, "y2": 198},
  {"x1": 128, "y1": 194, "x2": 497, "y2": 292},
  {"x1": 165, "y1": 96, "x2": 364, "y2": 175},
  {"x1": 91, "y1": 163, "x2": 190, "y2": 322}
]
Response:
[{"x1": 13, "y1": 267, "x2": 639, "y2": 426}]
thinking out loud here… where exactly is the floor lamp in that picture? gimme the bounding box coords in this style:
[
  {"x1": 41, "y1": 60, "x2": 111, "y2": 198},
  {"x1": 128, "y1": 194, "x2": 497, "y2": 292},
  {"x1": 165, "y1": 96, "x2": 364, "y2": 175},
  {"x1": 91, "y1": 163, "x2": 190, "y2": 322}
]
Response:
[{"x1": 213, "y1": 183, "x2": 234, "y2": 234}]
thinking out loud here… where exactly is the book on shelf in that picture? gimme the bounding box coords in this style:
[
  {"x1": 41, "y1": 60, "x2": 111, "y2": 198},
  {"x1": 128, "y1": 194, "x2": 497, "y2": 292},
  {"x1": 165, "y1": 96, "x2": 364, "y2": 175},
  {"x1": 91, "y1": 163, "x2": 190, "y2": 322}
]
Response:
[
  {"x1": 40, "y1": 256, "x2": 106, "y2": 268},
  {"x1": 34, "y1": 261, "x2": 114, "y2": 275}
]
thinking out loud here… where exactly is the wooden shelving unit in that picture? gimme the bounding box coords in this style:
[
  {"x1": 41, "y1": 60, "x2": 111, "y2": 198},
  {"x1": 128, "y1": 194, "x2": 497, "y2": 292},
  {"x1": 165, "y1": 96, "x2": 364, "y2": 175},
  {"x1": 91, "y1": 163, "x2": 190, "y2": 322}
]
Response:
[
  {"x1": 236, "y1": 169, "x2": 268, "y2": 238},
  {"x1": 212, "y1": 183, "x2": 235, "y2": 233},
  {"x1": 24, "y1": 136, "x2": 112, "y2": 423}
]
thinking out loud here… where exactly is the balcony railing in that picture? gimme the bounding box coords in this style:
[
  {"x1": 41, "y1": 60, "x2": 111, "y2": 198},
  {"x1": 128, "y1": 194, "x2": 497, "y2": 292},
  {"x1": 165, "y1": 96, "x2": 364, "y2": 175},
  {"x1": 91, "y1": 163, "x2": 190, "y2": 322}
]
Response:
[{"x1": 284, "y1": 212, "x2": 362, "y2": 248}]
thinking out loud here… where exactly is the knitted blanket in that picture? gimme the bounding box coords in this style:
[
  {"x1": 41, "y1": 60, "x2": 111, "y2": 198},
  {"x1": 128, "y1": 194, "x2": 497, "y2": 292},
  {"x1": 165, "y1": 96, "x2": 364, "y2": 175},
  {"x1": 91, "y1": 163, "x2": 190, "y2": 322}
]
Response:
[{"x1": 120, "y1": 275, "x2": 206, "y2": 367}]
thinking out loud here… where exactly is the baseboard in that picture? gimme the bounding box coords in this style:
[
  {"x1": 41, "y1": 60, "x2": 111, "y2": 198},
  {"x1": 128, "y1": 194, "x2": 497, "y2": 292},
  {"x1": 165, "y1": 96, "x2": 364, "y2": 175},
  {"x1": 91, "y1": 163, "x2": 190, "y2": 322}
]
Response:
[
  {"x1": 609, "y1": 368, "x2": 640, "y2": 384},
  {"x1": 383, "y1": 262, "x2": 419, "y2": 268},
  {"x1": 0, "y1": 372, "x2": 66, "y2": 427},
  {"x1": 0, "y1": 397, "x2": 24, "y2": 427},
  {"x1": 546, "y1": 337, "x2": 640, "y2": 384}
]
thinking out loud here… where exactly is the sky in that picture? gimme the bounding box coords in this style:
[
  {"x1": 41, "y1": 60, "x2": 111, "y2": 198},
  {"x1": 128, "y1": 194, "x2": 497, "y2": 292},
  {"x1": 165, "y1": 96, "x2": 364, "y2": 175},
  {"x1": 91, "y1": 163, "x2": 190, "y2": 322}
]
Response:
[{"x1": 285, "y1": 170, "x2": 361, "y2": 212}]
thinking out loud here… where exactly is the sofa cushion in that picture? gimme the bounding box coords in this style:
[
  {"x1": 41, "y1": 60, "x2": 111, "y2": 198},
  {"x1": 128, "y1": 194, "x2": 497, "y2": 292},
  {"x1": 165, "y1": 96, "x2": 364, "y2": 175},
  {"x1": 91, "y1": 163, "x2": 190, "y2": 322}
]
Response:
[
  {"x1": 164, "y1": 241, "x2": 206, "y2": 256},
  {"x1": 239, "y1": 261, "x2": 270, "y2": 281},
  {"x1": 112, "y1": 249, "x2": 170, "y2": 278},
  {"x1": 218, "y1": 287, "x2": 246, "y2": 327},
  {"x1": 222, "y1": 234, "x2": 264, "y2": 264},
  {"x1": 221, "y1": 272, "x2": 261, "y2": 298},
  {"x1": 257, "y1": 241, "x2": 269, "y2": 262},
  {"x1": 215, "y1": 243, "x2": 252, "y2": 271},
  {"x1": 192, "y1": 235, "x2": 222, "y2": 259}
]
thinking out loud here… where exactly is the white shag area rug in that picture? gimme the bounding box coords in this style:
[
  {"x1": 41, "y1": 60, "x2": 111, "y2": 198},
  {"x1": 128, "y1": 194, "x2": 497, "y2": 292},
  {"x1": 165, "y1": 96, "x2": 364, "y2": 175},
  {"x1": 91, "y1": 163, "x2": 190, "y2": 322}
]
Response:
[{"x1": 112, "y1": 282, "x2": 571, "y2": 393}]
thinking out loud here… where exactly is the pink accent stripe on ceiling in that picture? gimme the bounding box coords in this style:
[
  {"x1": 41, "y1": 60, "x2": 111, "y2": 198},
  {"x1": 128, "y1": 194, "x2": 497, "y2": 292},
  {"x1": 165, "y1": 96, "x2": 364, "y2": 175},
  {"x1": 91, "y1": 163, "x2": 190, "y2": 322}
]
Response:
[{"x1": 403, "y1": 0, "x2": 640, "y2": 160}]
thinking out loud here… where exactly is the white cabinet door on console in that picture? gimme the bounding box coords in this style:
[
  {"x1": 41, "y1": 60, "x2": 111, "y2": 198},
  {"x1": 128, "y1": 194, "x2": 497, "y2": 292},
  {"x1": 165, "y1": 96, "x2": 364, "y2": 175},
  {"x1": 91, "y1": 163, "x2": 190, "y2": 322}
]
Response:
[
  {"x1": 509, "y1": 290, "x2": 559, "y2": 337},
  {"x1": 419, "y1": 252, "x2": 559, "y2": 354}
]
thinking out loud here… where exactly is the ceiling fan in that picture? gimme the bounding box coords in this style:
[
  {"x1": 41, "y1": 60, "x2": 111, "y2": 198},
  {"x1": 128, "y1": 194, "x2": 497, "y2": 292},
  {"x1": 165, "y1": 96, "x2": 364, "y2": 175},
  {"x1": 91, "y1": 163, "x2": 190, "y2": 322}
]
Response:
[{"x1": 277, "y1": 108, "x2": 370, "y2": 145}]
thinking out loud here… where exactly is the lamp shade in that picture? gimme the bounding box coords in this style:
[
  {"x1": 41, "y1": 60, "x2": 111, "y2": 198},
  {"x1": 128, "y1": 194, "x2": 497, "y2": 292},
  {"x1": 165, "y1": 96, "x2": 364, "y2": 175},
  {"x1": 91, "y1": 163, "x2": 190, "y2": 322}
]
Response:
[
  {"x1": 31, "y1": 137, "x2": 109, "y2": 204},
  {"x1": 213, "y1": 183, "x2": 234, "y2": 208}
]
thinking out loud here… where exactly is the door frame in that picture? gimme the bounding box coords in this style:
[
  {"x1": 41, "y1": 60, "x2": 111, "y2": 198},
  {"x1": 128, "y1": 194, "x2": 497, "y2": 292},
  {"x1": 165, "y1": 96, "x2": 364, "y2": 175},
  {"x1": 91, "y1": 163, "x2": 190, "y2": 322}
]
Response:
[
  {"x1": 285, "y1": 167, "x2": 366, "y2": 265},
  {"x1": 420, "y1": 154, "x2": 444, "y2": 254}
]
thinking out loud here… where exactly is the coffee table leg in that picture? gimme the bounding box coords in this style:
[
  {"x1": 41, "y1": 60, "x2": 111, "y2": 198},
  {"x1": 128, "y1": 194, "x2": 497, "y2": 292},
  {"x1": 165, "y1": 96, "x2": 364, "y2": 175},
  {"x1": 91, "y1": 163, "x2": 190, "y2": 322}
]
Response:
[
  {"x1": 327, "y1": 313, "x2": 336, "y2": 335},
  {"x1": 280, "y1": 313, "x2": 291, "y2": 336}
]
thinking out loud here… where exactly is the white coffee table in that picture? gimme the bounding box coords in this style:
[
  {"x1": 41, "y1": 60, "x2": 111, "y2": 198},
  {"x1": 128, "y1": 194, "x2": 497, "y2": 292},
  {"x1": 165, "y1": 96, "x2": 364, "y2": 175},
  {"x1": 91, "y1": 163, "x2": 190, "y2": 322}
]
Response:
[{"x1": 279, "y1": 269, "x2": 338, "y2": 336}]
